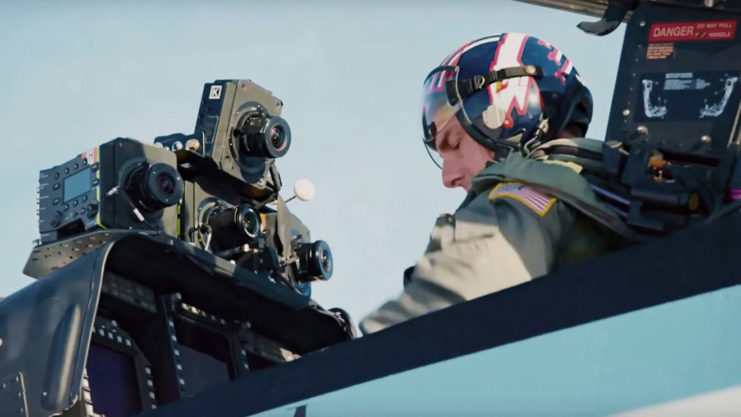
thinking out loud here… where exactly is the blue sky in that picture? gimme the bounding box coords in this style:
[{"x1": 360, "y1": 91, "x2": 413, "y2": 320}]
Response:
[{"x1": 0, "y1": 1, "x2": 624, "y2": 323}]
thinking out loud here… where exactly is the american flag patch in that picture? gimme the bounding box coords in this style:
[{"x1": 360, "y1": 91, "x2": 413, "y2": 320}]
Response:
[{"x1": 488, "y1": 182, "x2": 556, "y2": 217}]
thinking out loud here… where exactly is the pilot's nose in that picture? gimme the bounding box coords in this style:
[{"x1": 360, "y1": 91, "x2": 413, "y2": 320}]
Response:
[{"x1": 441, "y1": 158, "x2": 464, "y2": 189}]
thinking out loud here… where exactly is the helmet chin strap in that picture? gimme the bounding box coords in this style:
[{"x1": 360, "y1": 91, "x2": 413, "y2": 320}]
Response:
[{"x1": 491, "y1": 133, "x2": 524, "y2": 161}]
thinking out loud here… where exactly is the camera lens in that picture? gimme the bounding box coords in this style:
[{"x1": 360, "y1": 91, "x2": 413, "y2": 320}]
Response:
[
  {"x1": 207, "y1": 204, "x2": 261, "y2": 250},
  {"x1": 269, "y1": 124, "x2": 288, "y2": 152},
  {"x1": 238, "y1": 205, "x2": 261, "y2": 239},
  {"x1": 322, "y1": 250, "x2": 331, "y2": 271},
  {"x1": 297, "y1": 240, "x2": 333, "y2": 282},
  {"x1": 156, "y1": 172, "x2": 176, "y2": 195},
  {"x1": 126, "y1": 163, "x2": 184, "y2": 212},
  {"x1": 238, "y1": 114, "x2": 291, "y2": 159}
]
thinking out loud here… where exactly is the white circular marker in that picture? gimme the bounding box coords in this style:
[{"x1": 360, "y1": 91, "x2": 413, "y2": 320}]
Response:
[{"x1": 294, "y1": 178, "x2": 315, "y2": 201}]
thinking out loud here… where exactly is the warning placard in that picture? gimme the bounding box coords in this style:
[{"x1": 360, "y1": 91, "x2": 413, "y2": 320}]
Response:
[
  {"x1": 648, "y1": 20, "x2": 736, "y2": 42},
  {"x1": 646, "y1": 43, "x2": 674, "y2": 60}
]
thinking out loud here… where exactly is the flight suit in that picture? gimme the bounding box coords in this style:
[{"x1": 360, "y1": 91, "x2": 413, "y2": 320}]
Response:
[{"x1": 359, "y1": 138, "x2": 634, "y2": 334}]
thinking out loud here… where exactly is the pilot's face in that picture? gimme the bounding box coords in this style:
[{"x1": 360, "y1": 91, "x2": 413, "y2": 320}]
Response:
[{"x1": 434, "y1": 118, "x2": 495, "y2": 191}]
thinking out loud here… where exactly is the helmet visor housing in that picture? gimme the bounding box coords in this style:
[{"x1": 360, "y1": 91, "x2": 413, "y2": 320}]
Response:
[{"x1": 422, "y1": 64, "x2": 540, "y2": 165}]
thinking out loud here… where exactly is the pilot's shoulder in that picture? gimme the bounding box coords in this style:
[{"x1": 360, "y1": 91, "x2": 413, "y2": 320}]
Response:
[{"x1": 486, "y1": 182, "x2": 558, "y2": 218}]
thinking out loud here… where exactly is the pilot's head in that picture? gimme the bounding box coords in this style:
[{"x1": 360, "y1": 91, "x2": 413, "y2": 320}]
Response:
[{"x1": 422, "y1": 33, "x2": 593, "y2": 190}]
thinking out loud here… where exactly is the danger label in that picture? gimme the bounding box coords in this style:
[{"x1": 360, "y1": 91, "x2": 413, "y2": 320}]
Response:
[{"x1": 649, "y1": 20, "x2": 737, "y2": 42}]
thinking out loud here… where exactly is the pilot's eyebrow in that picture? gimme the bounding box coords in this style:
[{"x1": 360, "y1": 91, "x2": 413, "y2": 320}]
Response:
[{"x1": 436, "y1": 129, "x2": 455, "y2": 152}]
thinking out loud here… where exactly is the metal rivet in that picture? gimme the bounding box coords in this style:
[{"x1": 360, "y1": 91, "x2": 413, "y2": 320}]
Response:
[
  {"x1": 701, "y1": 135, "x2": 712, "y2": 144},
  {"x1": 639, "y1": 20, "x2": 646, "y2": 27},
  {"x1": 185, "y1": 138, "x2": 200, "y2": 152},
  {"x1": 622, "y1": 109, "x2": 631, "y2": 116},
  {"x1": 0, "y1": 337, "x2": 3, "y2": 347},
  {"x1": 636, "y1": 125, "x2": 648, "y2": 134}
]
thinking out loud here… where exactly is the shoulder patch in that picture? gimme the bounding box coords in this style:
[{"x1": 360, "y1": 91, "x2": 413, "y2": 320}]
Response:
[{"x1": 488, "y1": 182, "x2": 557, "y2": 217}]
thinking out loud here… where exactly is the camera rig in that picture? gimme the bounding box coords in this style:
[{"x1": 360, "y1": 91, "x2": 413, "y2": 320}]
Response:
[
  {"x1": 3, "y1": 79, "x2": 353, "y2": 417},
  {"x1": 35, "y1": 80, "x2": 332, "y2": 294}
]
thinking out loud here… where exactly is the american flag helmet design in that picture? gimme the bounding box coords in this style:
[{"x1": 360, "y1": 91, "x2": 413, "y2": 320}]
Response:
[{"x1": 422, "y1": 33, "x2": 593, "y2": 159}]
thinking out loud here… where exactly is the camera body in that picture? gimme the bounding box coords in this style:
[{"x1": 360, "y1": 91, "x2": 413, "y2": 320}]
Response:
[
  {"x1": 179, "y1": 181, "x2": 332, "y2": 295},
  {"x1": 37, "y1": 138, "x2": 183, "y2": 244},
  {"x1": 155, "y1": 79, "x2": 291, "y2": 203}
]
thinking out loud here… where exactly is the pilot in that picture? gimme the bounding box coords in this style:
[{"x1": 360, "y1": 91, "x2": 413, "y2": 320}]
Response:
[{"x1": 360, "y1": 33, "x2": 632, "y2": 334}]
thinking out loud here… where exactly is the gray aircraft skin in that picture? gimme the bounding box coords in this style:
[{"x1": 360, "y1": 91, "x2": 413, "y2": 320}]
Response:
[{"x1": 1, "y1": 1, "x2": 741, "y2": 416}]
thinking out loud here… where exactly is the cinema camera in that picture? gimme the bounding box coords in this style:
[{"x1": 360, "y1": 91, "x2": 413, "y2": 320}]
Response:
[
  {"x1": 37, "y1": 139, "x2": 183, "y2": 244},
  {"x1": 37, "y1": 80, "x2": 333, "y2": 294}
]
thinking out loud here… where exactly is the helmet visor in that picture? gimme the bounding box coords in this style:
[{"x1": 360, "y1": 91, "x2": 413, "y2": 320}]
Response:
[{"x1": 422, "y1": 66, "x2": 462, "y2": 150}]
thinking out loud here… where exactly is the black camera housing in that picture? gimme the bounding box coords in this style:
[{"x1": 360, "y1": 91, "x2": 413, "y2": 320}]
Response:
[{"x1": 37, "y1": 138, "x2": 183, "y2": 244}]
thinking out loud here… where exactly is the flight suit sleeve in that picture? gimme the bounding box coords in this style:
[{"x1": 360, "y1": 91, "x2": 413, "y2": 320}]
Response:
[{"x1": 359, "y1": 187, "x2": 574, "y2": 334}]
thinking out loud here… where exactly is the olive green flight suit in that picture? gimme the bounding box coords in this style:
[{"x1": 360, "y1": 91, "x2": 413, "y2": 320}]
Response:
[{"x1": 360, "y1": 139, "x2": 633, "y2": 334}]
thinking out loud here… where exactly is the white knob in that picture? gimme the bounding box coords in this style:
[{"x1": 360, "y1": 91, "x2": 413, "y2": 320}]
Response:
[{"x1": 293, "y1": 178, "x2": 315, "y2": 201}]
